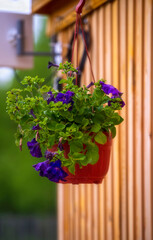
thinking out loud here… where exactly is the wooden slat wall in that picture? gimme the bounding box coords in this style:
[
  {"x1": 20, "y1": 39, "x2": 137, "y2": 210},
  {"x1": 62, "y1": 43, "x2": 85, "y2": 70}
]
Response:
[{"x1": 57, "y1": 0, "x2": 153, "y2": 239}]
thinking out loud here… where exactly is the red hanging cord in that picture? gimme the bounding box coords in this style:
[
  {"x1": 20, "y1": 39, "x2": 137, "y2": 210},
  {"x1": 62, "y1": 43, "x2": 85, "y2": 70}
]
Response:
[
  {"x1": 71, "y1": 0, "x2": 96, "y2": 85},
  {"x1": 78, "y1": 15, "x2": 96, "y2": 83},
  {"x1": 71, "y1": 14, "x2": 79, "y2": 63}
]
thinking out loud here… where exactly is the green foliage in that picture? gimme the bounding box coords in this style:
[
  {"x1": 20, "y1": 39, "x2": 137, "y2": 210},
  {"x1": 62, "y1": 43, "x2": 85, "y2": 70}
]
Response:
[
  {"x1": 6, "y1": 61, "x2": 124, "y2": 175},
  {"x1": 0, "y1": 15, "x2": 57, "y2": 215}
]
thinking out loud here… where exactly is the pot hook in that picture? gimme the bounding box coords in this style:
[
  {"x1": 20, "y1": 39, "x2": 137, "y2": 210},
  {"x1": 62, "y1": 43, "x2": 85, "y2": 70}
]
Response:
[{"x1": 76, "y1": 0, "x2": 86, "y2": 14}]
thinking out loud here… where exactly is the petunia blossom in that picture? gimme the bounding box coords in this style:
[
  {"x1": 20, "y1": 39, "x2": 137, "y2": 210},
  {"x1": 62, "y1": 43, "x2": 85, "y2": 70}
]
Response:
[
  {"x1": 86, "y1": 81, "x2": 94, "y2": 88},
  {"x1": 100, "y1": 81, "x2": 122, "y2": 97},
  {"x1": 45, "y1": 150, "x2": 57, "y2": 160},
  {"x1": 32, "y1": 124, "x2": 42, "y2": 130},
  {"x1": 29, "y1": 109, "x2": 36, "y2": 119},
  {"x1": 47, "y1": 91, "x2": 55, "y2": 104},
  {"x1": 54, "y1": 91, "x2": 75, "y2": 111},
  {"x1": 108, "y1": 97, "x2": 125, "y2": 108},
  {"x1": 48, "y1": 61, "x2": 59, "y2": 69},
  {"x1": 33, "y1": 159, "x2": 68, "y2": 182},
  {"x1": 47, "y1": 160, "x2": 68, "y2": 182},
  {"x1": 54, "y1": 91, "x2": 74, "y2": 104},
  {"x1": 33, "y1": 160, "x2": 50, "y2": 176},
  {"x1": 27, "y1": 138, "x2": 42, "y2": 158}
]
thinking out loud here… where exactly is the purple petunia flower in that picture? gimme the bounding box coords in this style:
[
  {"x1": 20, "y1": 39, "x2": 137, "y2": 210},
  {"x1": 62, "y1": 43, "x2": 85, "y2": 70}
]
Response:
[
  {"x1": 54, "y1": 91, "x2": 74, "y2": 104},
  {"x1": 29, "y1": 109, "x2": 36, "y2": 119},
  {"x1": 100, "y1": 81, "x2": 123, "y2": 97},
  {"x1": 33, "y1": 159, "x2": 68, "y2": 182},
  {"x1": 86, "y1": 81, "x2": 94, "y2": 88},
  {"x1": 108, "y1": 97, "x2": 125, "y2": 108},
  {"x1": 47, "y1": 91, "x2": 55, "y2": 104},
  {"x1": 47, "y1": 160, "x2": 68, "y2": 182},
  {"x1": 33, "y1": 160, "x2": 50, "y2": 176},
  {"x1": 27, "y1": 138, "x2": 42, "y2": 158},
  {"x1": 45, "y1": 150, "x2": 57, "y2": 160},
  {"x1": 32, "y1": 124, "x2": 42, "y2": 130},
  {"x1": 46, "y1": 90, "x2": 75, "y2": 110},
  {"x1": 48, "y1": 61, "x2": 59, "y2": 69},
  {"x1": 54, "y1": 91, "x2": 75, "y2": 111}
]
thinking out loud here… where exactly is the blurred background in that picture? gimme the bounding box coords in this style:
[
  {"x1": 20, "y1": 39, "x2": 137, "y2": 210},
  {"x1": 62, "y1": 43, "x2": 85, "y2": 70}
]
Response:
[{"x1": 0, "y1": 14, "x2": 57, "y2": 240}]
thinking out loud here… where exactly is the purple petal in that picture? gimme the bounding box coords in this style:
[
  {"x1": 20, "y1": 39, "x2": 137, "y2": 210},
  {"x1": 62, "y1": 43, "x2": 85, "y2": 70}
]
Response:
[
  {"x1": 86, "y1": 81, "x2": 94, "y2": 88},
  {"x1": 27, "y1": 138, "x2": 42, "y2": 158},
  {"x1": 33, "y1": 159, "x2": 68, "y2": 183},
  {"x1": 100, "y1": 81, "x2": 122, "y2": 97},
  {"x1": 47, "y1": 91, "x2": 55, "y2": 104},
  {"x1": 108, "y1": 97, "x2": 125, "y2": 108},
  {"x1": 32, "y1": 124, "x2": 41, "y2": 130},
  {"x1": 48, "y1": 61, "x2": 59, "y2": 69},
  {"x1": 45, "y1": 150, "x2": 57, "y2": 160},
  {"x1": 29, "y1": 109, "x2": 36, "y2": 119}
]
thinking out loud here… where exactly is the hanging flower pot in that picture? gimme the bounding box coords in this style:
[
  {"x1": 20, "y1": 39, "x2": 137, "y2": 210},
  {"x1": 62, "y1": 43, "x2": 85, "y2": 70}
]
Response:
[
  {"x1": 6, "y1": 62, "x2": 124, "y2": 184},
  {"x1": 50, "y1": 132, "x2": 112, "y2": 184}
]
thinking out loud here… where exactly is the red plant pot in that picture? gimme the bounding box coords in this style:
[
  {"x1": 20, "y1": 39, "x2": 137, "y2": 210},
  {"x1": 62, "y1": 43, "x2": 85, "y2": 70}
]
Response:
[{"x1": 51, "y1": 133, "x2": 112, "y2": 184}]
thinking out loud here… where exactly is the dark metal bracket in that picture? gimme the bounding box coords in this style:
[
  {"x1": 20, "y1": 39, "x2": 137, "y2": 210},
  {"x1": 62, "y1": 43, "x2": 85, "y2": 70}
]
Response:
[{"x1": 16, "y1": 20, "x2": 60, "y2": 57}]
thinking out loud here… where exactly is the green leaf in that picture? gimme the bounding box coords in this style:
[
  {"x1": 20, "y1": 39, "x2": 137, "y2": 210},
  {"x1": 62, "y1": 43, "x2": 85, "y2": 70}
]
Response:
[
  {"x1": 82, "y1": 118, "x2": 89, "y2": 128},
  {"x1": 47, "y1": 121, "x2": 57, "y2": 130},
  {"x1": 111, "y1": 113, "x2": 124, "y2": 125},
  {"x1": 56, "y1": 123, "x2": 65, "y2": 131},
  {"x1": 84, "y1": 142, "x2": 99, "y2": 165},
  {"x1": 71, "y1": 152, "x2": 86, "y2": 161},
  {"x1": 48, "y1": 135, "x2": 55, "y2": 147},
  {"x1": 68, "y1": 163, "x2": 75, "y2": 174},
  {"x1": 69, "y1": 140, "x2": 83, "y2": 152},
  {"x1": 110, "y1": 126, "x2": 116, "y2": 138},
  {"x1": 95, "y1": 132, "x2": 107, "y2": 144},
  {"x1": 91, "y1": 123, "x2": 101, "y2": 133},
  {"x1": 74, "y1": 131, "x2": 83, "y2": 139},
  {"x1": 59, "y1": 79, "x2": 68, "y2": 84}
]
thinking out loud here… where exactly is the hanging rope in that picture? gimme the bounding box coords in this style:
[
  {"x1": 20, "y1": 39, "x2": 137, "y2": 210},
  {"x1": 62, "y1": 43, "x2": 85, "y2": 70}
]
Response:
[{"x1": 71, "y1": 0, "x2": 96, "y2": 84}]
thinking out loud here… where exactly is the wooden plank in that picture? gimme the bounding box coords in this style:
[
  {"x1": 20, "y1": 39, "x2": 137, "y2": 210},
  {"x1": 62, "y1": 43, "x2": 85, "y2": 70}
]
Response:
[
  {"x1": 127, "y1": 0, "x2": 134, "y2": 239},
  {"x1": 86, "y1": 185, "x2": 93, "y2": 240},
  {"x1": 119, "y1": 0, "x2": 127, "y2": 239},
  {"x1": 151, "y1": 0, "x2": 153, "y2": 236},
  {"x1": 112, "y1": 1, "x2": 120, "y2": 239},
  {"x1": 104, "y1": 3, "x2": 113, "y2": 240},
  {"x1": 63, "y1": 185, "x2": 70, "y2": 240},
  {"x1": 99, "y1": 183, "x2": 106, "y2": 240},
  {"x1": 93, "y1": 185, "x2": 99, "y2": 240},
  {"x1": 79, "y1": 185, "x2": 86, "y2": 240},
  {"x1": 32, "y1": 0, "x2": 52, "y2": 13},
  {"x1": 143, "y1": 0, "x2": 152, "y2": 239},
  {"x1": 74, "y1": 185, "x2": 80, "y2": 240},
  {"x1": 57, "y1": 184, "x2": 64, "y2": 240},
  {"x1": 98, "y1": 6, "x2": 105, "y2": 80},
  {"x1": 46, "y1": 0, "x2": 109, "y2": 35},
  {"x1": 134, "y1": 0, "x2": 143, "y2": 239},
  {"x1": 97, "y1": 7, "x2": 105, "y2": 240},
  {"x1": 69, "y1": 184, "x2": 74, "y2": 240},
  {"x1": 91, "y1": 9, "x2": 98, "y2": 81}
]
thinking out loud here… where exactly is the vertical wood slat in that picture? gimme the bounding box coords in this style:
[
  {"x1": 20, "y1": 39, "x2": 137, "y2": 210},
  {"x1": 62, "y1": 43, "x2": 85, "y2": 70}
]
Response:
[
  {"x1": 134, "y1": 0, "x2": 143, "y2": 239},
  {"x1": 57, "y1": 0, "x2": 153, "y2": 240},
  {"x1": 104, "y1": 3, "x2": 113, "y2": 240},
  {"x1": 127, "y1": 0, "x2": 134, "y2": 240},
  {"x1": 112, "y1": 1, "x2": 120, "y2": 239},
  {"x1": 143, "y1": 0, "x2": 152, "y2": 240},
  {"x1": 119, "y1": 0, "x2": 127, "y2": 239},
  {"x1": 97, "y1": 6, "x2": 106, "y2": 240}
]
